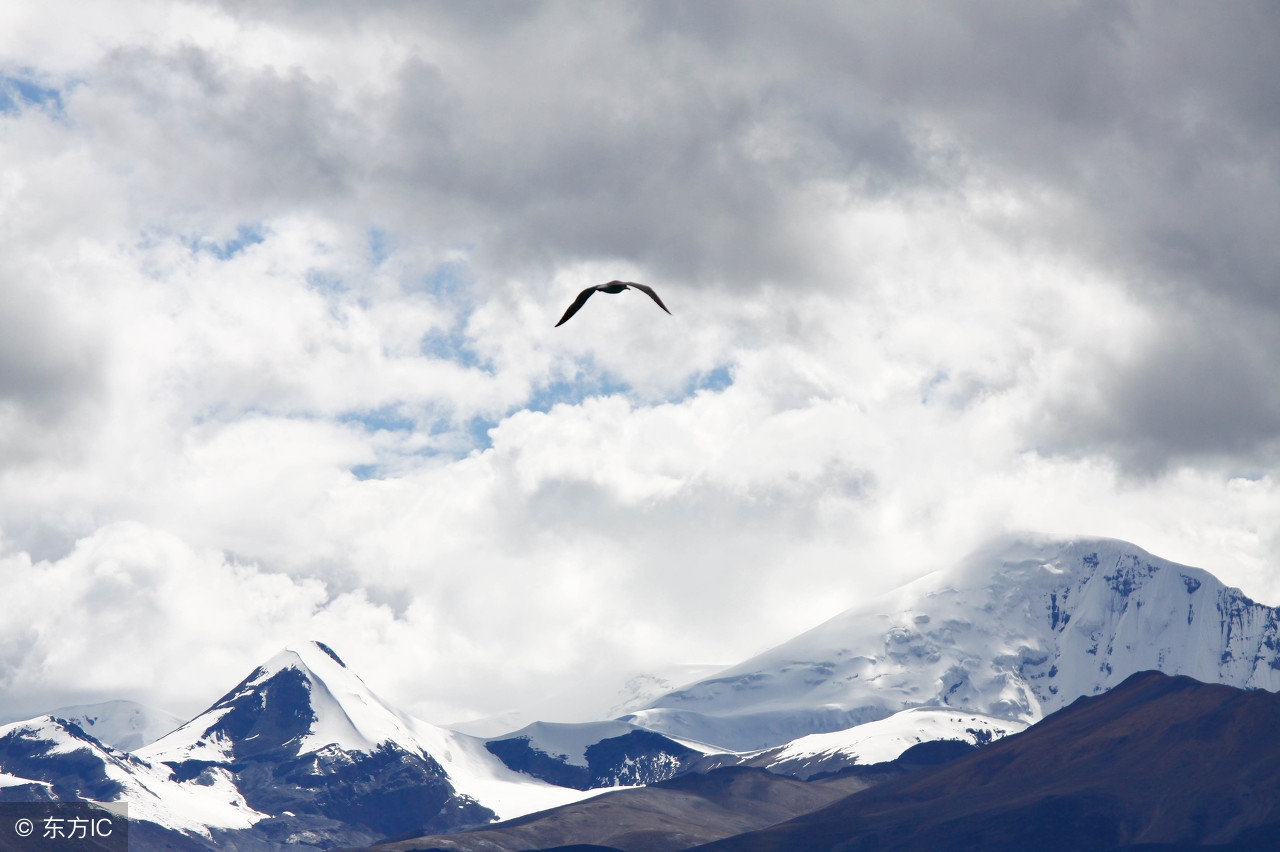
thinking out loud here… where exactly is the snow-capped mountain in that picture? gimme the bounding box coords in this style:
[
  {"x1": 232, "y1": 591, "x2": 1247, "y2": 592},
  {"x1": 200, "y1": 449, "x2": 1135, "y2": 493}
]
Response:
[
  {"x1": 6, "y1": 536, "x2": 1280, "y2": 848},
  {"x1": 0, "y1": 642, "x2": 607, "y2": 851},
  {"x1": 746, "y1": 707, "x2": 1027, "y2": 779},
  {"x1": 483, "y1": 720, "x2": 712, "y2": 790},
  {"x1": 0, "y1": 714, "x2": 258, "y2": 837},
  {"x1": 131, "y1": 641, "x2": 600, "y2": 846},
  {"x1": 49, "y1": 700, "x2": 184, "y2": 752},
  {"x1": 624, "y1": 536, "x2": 1280, "y2": 750},
  {"x1": 698, "y1": 671, "x2": 1280, "y2": 852},
  {"x1": 131, "y1": 642, "x2": 488, "y2": 846}
]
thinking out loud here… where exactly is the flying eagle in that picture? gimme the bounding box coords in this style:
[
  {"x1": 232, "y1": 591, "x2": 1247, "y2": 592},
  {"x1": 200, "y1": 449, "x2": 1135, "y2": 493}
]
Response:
[{"x1": 554, "y1": 281, "x2": 671, "y2": 327}]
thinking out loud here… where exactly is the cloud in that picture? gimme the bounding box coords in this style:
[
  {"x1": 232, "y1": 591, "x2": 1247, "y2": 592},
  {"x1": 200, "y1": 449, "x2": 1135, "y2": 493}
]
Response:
[
  {"x1": 0, "y1": 273, "x2": 101, "y2": 432},
  {"x1": 1039, "y1": 299, "x2": 1280, "y2": 474},
  {"x1": 2, "y1": 0, "x2": 1280, "y2": 724},
  {"x1": 0, "y1": 522, "x2": 334, "y2": 719},
  {"x1": 0, "y1": 243, "x2": 107, "y2": 480},
  {"x1": 44, "y1": 3, "x2": 938, "y2": 291}
]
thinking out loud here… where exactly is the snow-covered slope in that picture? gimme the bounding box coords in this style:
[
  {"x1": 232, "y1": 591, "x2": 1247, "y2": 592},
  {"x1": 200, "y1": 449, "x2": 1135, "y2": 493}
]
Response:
[
  {"x1": 2, "y1": 642, "x2": 601, "y2": 849},
  {"x1": 0, "y1": 714, "x2": 261, "y2": 836},
  {"x1": 755, "y1": 708, "x2": 1027, "y2": 778},
  {"x1": 138, "y1": 641, "x2": 600, "y2": 830},
  {"x1": 625, "y1": 536, "x2": 1280, "y2": 750},
  {"x1": 7, "y1": 536, "x2": 1276, "y2": 844},
  {"x1": 1, "y1": 644, "x2": 482, "y2": 846},
  {"x1": 138, "y1": 641, "x2": 423, "y2": 764},
  {"x1": 49, "y1": 700, "x2": 184, "y2": 752}
]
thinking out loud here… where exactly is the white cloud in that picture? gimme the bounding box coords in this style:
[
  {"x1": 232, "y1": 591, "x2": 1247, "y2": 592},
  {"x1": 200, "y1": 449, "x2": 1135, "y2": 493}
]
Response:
[
  {"x1": 1, "y1": 1, "x2": 1279, "y2": 728},
  {"x1": 0, "y1": 522, "x2": 333, "y2": 718}
]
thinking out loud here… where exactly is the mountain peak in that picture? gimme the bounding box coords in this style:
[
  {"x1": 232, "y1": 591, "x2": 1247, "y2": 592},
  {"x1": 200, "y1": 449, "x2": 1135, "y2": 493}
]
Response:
[
  {"x1": 250, "y1": 640, "x2": 350, "y2": 687},
  {"x1": 140, "y1": 640, "x2": 415, "y2": 765},
  {"x1": 270, "y1": 639, "x2": 348, "y2": 672},
  {"x1": 626, "y1": 535, "x2": 1280, "y2": 750},
  {"x1": 133, "y1": 641, "x2": 601, "y2": 836},
  {"x1": 313, "y1": 640, "x2": 346, "y2": 667},
  {"x1": 3, "y1": 642, "x2": 646, "y2": 848},
  {"x1": 47, "y1": 699, "x2": 184, "y2": 752}
]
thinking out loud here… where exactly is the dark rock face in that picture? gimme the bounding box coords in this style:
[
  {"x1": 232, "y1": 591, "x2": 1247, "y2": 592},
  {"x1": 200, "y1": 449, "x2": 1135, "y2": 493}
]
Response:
[
  {"x1": 585, "y1": 731, "x2": 699, "y2": 788},
  {"x1": 694, "y1": 671, "x2": 1280, "y2": 852},
  {"x1": 889, "y1": 738, "x2": 977, "y2": 769},
  {"x1": 200, "y1": 666, "x2": 315, "y2": 759},
  {"x1": 485, "y1": 730, "x2": 699, "y2": 791},
  {"x1": 484, "y1": 736, "x2": 587, "y2": 789}
]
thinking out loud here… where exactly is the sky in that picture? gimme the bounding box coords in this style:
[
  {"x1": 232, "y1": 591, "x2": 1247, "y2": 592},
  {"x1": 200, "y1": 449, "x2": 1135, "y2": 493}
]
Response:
[{"x1": 2, "y1": 1, "x2": 1280, "y2": 728}]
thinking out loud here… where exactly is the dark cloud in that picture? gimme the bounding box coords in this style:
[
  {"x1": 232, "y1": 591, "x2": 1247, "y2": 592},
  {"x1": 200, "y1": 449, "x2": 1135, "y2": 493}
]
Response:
[
  {"x1": 0, "y1": 270, "x2": 102, "y2": 466},
  {"x1": 87, "y1": 2, "x2": 938, "y2": 288},
  {"x1": 135, "y1": 4, "x2": 1275, "y2": 293},
  {"x1": 62, "y1": 1, "x2": 1280, "y2": 469},
  {"x1": 842, "y1": 2, "x2": 1280, "y2": 313},
  {"x1": 742, "y1": 1, "x2": 1280, "y2": 468},
  {"x1": 1039, "y1": 302, "x2": 1280, "y2": 475},
  {"x1": 75, "y1": 45, "x2": 359, "y2": 228}
]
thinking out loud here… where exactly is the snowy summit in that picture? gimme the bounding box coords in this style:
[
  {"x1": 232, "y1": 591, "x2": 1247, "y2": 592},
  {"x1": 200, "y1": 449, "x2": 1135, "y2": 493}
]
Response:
[{"x1": 624, "y1": 536, "x2": 1280, "y2": 750}]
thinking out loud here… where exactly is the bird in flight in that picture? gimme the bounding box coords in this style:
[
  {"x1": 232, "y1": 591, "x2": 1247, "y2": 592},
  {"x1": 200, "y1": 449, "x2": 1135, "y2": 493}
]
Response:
[{"x1": 554, "y1": 280, "x2": 671, "y2": 327}]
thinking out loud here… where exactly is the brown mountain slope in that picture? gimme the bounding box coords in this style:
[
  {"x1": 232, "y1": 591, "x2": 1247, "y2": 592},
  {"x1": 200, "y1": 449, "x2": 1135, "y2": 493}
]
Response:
[
  {"x1": 363, "y1": 766, "x2": 873, "y2": 852},
  {"x1": 695, "y1": 670, "x2": 1280, "y2": 852}
]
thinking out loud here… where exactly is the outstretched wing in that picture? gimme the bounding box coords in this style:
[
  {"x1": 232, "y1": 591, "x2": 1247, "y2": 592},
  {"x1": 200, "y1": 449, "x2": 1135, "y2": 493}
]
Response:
[
  {"x1": 626, "y1": 282, "x2": 672, "y2": 315},
  {"x1": 554, "y1": 286, "x2": 601, "y2": 326}
]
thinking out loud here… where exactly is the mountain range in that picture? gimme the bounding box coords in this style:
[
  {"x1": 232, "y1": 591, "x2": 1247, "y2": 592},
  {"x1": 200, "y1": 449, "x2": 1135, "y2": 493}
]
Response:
[
  {"x1": 1, "y1": 535, "x2": 1278, "y2": 850},
  {"x1": 393, "y1": 669, "x2": 1280, "y2": 852},
  {"x1": 625, "y1": 535, "x2": 1280, "y2": 750},
  {"x1": 1, "y1": 642, "x2": 610, "y2": 850},
  {"x1": 693, "y1": 669, "x2": 1280, "y2": 852}
]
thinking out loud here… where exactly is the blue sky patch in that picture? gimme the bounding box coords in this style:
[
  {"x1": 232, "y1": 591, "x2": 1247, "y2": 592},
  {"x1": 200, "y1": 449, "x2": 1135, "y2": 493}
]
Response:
[
  {"x1": 0, "y1": 73, "x2": 64, "y2": 115},
  {"x1": 520, "y1": 363, "x2": 731, "y2": 417},
  {"x1": 187, "y1": 223, "x2": 267, "y2": 260},
  {"x1": 419, "y1": 324, "x2": 489, "y2": 371},
  {"x1": 689, "y1": 365, "x2": 733, "y2": 394},
  {"x1": 411, "y1": 257, "x2": 488, "y2": 369},
  {"x1": 342, "y1": 406, "x2": 418, "y2": 433},
  {"x1": 367, "y1": 227, "x2": 393, "y2": 266},
  {"x1": 467, "y1": 415, "x2": 498, "y2": 451},
  {"x1": 305, "y1": 269, "x2": 349, "y2": 296},
  {"x1": 419, "y1": 258, "x2": 473, "y2": 299},
  {"x1": 526, "y1": 372, "x2": 632, "y2": 413},
  {"x1": 208, "y1": 223, "x2": 266, "y2": 259}
]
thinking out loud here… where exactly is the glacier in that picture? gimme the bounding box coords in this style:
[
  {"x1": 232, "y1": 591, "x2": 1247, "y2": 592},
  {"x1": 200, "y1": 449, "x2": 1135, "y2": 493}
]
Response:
[{"x1": 624, "y1": 535, "x2": 1280, "y2": 750}]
